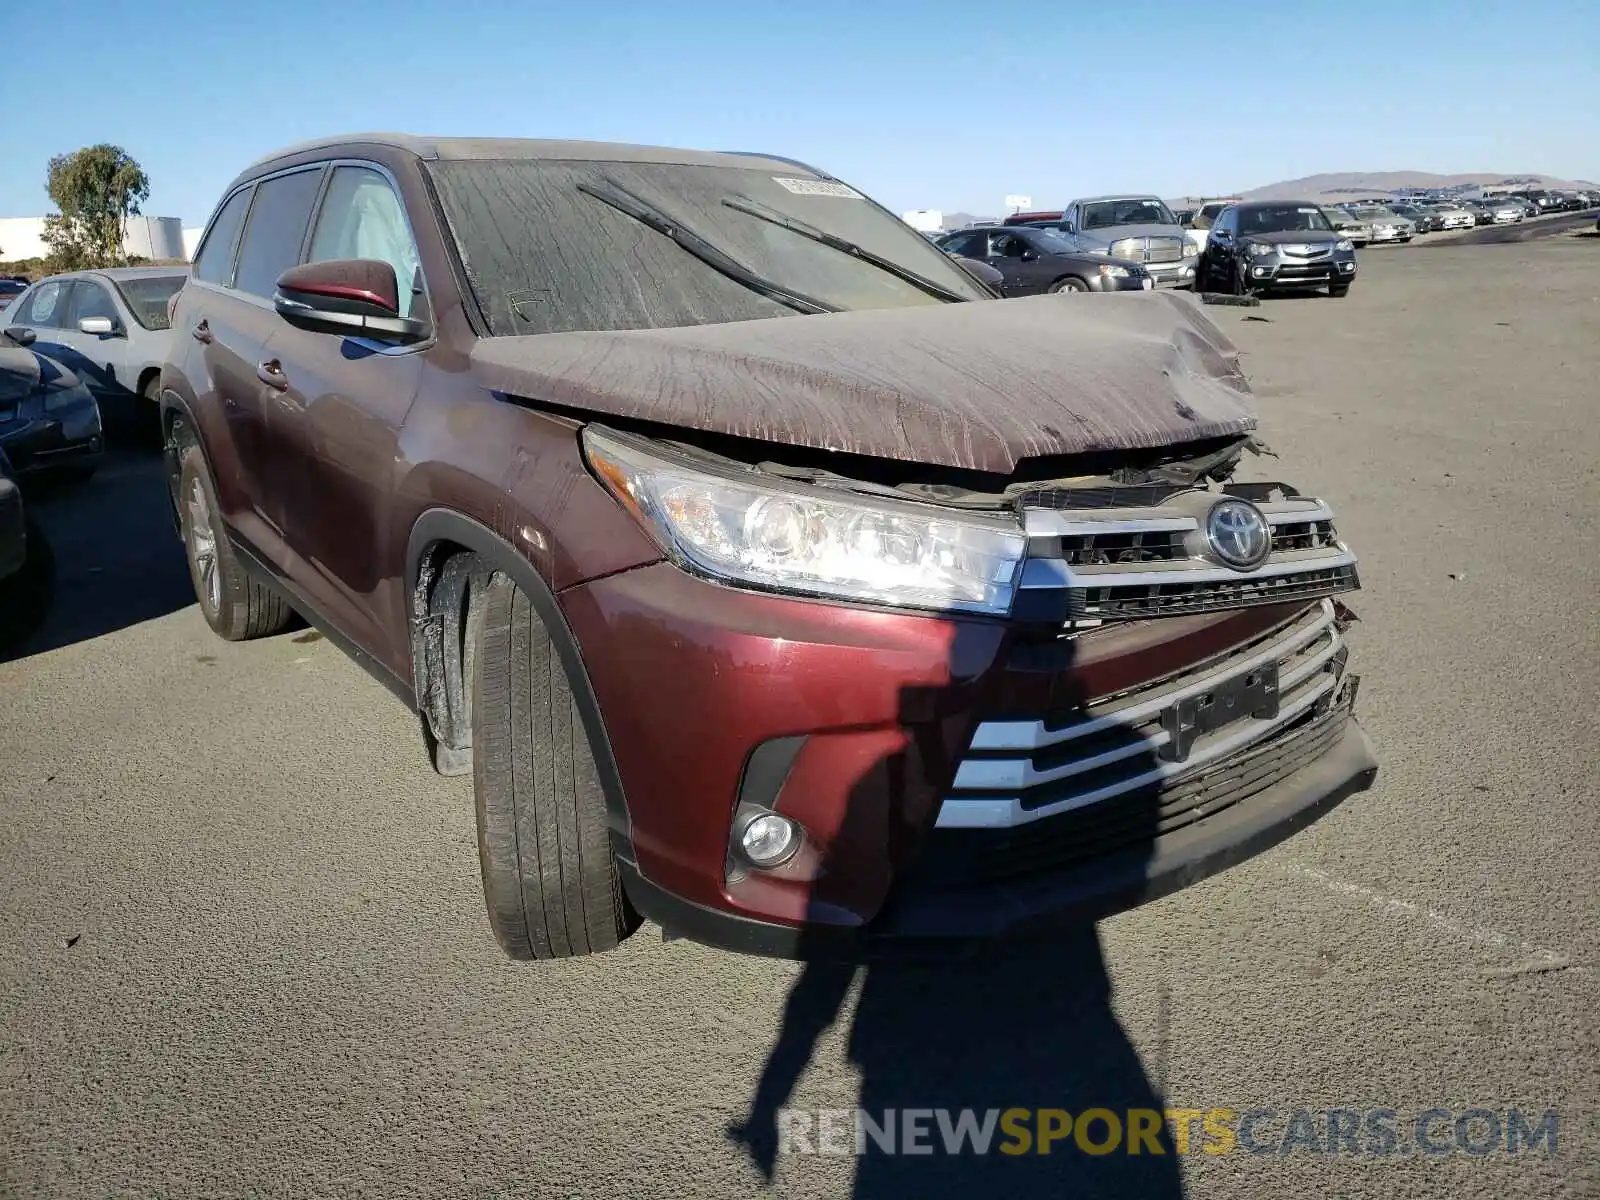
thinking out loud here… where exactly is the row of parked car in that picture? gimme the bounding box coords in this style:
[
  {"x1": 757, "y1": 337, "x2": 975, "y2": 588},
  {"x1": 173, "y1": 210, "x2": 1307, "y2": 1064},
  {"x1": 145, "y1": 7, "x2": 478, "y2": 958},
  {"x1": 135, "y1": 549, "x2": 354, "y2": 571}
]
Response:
[
  {"x1": 0, "y1": 267, "x2": 187, "y2": 480},
  {"x1": 929, "y1": 194, "x2": 1363, "y2": 298}
]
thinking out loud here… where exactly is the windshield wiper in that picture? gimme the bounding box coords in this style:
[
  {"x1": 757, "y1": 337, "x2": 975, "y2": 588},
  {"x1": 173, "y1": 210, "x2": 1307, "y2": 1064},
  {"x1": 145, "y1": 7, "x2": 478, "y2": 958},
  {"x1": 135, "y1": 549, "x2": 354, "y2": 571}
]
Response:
[
  {"x1": 722, "y1": 196, "x2": 971, "y2": 305},
  {"x1": 577, "y1": 179, "x2": 838, "y2": 316}
]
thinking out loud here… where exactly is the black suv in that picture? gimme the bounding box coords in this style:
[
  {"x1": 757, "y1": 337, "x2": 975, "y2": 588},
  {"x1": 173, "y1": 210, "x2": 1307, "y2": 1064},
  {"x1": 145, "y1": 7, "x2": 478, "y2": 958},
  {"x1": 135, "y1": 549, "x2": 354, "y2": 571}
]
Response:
[{"x1": 1196, "y1": 202, "x2": 1357, "y2": 298}]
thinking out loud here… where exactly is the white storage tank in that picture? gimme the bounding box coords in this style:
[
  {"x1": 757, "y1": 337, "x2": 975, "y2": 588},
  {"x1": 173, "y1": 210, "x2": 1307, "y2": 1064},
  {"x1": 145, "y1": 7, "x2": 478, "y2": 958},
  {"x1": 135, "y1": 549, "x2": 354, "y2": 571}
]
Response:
[{"x1": 123, "y1": 215, "x2": 185, "y2": 261}]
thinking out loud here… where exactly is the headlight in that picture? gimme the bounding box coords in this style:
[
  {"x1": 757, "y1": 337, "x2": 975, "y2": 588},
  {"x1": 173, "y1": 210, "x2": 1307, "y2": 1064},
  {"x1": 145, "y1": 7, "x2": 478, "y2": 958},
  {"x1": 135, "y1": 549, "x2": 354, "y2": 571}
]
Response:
[
  {"x1": 1097, "y1": 264, "x2": 1131, "y2": 277},
  {"x1": 1181, "y1": 237, "x2": 1199, "y2": 258},
  {"x1": 583, "y1": 428, "x2": 1027, "y2": 615},
  {"x1": 1336, "y1": 238, "x2": 1354, "y2": 251},
  {"x1": 1247, "y1": 242, "x2": 1275, "y2": 257},
  {"x1": 43, "y1": 382, "x2": 93, "y2": 413}
]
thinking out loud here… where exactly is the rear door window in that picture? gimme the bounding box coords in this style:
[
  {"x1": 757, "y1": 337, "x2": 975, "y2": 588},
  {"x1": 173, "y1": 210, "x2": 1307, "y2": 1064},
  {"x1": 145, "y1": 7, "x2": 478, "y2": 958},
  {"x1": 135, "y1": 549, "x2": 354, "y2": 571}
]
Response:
[
  {"x1": 16, "y1": 280, "x2": 66, "y2": 327},
  {"x1": 233, "y1": 168, "x2": 325, "y2": 299},
  {"x1": 193, "y1": 187, "x2": 253, "y2": 286},
  {"x1": 939, "y1": 232, "x2": 985, "y2": 257}
]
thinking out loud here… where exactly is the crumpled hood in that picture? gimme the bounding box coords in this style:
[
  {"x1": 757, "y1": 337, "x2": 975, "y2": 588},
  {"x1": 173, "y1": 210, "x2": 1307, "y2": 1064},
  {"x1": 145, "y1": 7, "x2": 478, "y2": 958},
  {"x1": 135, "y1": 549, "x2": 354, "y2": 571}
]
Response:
[{"x1": 470, "y1": 291, "x2": 1257, "y2": 475}]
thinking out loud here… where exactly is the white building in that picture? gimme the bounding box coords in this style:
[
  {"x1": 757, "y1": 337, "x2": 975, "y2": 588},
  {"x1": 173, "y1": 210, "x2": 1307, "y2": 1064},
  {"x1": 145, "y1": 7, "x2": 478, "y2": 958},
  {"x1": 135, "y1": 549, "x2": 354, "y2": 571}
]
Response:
[
  {"x1": 901, "y1": 209, "x2": 944, "y2": 232},
  {"x1": 0, "y1": 214, "x2": 189, "y2": 262}
]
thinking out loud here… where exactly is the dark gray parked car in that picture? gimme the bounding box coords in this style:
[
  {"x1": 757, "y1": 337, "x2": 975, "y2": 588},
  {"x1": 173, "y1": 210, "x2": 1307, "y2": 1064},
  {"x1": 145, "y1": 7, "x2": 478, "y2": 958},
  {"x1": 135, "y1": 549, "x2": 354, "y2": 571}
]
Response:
[
  {"x1": 937, "y1": 226, "x2": 1152, "y2": 294},
  {"x1": 0, "y1": 445, "x2": 53, "y2": 648},
  {"x1": 1196, "y1": 202, "x2": 1358, "y2": 298},
  {"x1": 0, "y1": 330, "x2": 105, "y2": 478}
]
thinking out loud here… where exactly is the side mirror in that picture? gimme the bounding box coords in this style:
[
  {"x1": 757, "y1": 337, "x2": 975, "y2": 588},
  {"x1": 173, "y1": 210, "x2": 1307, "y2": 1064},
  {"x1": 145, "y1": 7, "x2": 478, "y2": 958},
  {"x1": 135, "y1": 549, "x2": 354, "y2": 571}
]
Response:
[
  {"x1": 273, "y1": 259, "x2": 427, "y2": 344},
  {"x1": 78, "y1": 316, "x2": 119, "y2": 336},
  {"x1": 1019, "y1": 248, "x2": 1039, "y2": 262},
  {"x1": 3, "y1": 326, "x2": 35, "y2": 347}
]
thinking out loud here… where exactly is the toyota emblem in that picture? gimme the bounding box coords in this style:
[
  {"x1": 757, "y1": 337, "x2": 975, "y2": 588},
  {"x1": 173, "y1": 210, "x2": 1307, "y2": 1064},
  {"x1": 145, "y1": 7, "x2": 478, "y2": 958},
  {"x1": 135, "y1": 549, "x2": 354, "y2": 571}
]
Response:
[{"x1": 1206, "y1": 499, "x2": 1273, "y2": 569}]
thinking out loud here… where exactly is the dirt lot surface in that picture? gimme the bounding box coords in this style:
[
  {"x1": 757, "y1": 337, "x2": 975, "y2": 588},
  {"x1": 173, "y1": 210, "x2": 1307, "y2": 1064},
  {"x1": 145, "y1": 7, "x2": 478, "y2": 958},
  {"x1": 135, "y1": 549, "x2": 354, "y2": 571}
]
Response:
[{"x1": 2, "y1": 231, "x2": 1596, "y2": 1199}]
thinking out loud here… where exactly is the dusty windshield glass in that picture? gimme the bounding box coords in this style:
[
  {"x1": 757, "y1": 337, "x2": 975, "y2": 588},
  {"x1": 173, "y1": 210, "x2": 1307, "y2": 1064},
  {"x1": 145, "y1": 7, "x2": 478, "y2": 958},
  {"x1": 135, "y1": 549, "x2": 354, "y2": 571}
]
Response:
[
  {"x1": 114, "y1": 274, "x2": 186, "y2": 330},
  {"x1": 1079, "y1": 198, "x2": 1177, "y2": 230},
  {"x1": 428, "y1": 159, "x2": 991, "y2": 336},
  {"x1": 1239, "y1": 206, "x2": 1335, "y2": 234}
]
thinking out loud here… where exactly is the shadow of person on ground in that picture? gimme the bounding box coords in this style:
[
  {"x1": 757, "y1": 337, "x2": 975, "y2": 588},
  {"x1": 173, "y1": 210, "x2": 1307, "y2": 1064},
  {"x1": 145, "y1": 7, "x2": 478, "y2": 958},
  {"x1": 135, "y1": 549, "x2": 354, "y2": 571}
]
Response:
[
  {"x1": 729, "y1": 634, "x2": 1183, "y2": 1198},
  {"x1": 2, "y1": 450, "x2": 195, "y2": 662}
]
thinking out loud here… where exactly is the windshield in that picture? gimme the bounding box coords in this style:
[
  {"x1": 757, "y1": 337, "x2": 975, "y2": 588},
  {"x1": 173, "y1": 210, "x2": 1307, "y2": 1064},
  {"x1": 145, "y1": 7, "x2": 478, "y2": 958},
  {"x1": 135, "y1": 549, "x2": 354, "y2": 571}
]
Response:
[
  {"x1": 1078, "y1": 198, "x2": 1177, "y2": 230},
  {"x1": 1238, "y1": 205, "x2": 1335, "y2": 234},
  {"x1": 427, "y1": 159, "x2": 990, "y2": 337},
  {"x1": 112, "y1": 274, "x2": 186, "y2": 330}
]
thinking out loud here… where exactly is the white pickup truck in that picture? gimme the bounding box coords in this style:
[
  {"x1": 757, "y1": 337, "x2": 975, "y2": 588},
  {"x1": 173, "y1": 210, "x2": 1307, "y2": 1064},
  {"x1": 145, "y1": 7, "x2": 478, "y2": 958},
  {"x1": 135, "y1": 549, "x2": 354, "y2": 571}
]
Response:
[{"x1": 1181, "y1": 199, "x2": 1241, "y2": 253}]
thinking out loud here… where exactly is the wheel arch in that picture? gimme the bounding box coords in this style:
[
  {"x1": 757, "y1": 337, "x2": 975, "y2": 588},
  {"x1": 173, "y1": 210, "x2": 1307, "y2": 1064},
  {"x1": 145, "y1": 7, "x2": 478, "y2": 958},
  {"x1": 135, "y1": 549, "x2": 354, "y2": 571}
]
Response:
[{"x1": 404, "y1": 508, "x2": 635, "y2": 860}]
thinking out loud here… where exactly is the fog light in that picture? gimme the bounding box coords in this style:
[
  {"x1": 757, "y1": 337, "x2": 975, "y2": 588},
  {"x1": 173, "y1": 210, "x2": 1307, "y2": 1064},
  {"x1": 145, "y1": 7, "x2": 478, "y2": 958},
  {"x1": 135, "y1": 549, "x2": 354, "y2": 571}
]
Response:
[
  {"x1": 1253, "y1": 266, "x2": 1270, "y2": 277},
  {"x1": 740, "y1": 813, "x2": 799, "y2": 868}
]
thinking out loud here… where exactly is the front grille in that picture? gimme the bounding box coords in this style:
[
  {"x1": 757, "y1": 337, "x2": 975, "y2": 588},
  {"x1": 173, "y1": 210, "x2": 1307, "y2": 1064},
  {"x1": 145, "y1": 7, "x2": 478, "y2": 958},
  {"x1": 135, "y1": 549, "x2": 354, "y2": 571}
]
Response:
[
  {"x1": 931, "y1": 600, "x2": 1354, "y2": 834},
  {"x1": 1016, "y1": 485, "x2": 1359, "y2": 623},
  {"x1": 1059, "y1": 529, "x2": 1188, "y2": 566},
  {"x1": 1274, "y1": 265, "x2": 1335, "y2": 283},
  {"x1": 1145, "y1": 238, "x2": 1183, "y2": 264},
  {"x1": 1272, "y1": 519, "x2": 1338, "y2": 554},
  {"x1": 919, "y1": 698, "x2": 1352, "y2": 881},
  {"x1": 1074, "y1": 564, "x2": 1358, "y2": 619}
]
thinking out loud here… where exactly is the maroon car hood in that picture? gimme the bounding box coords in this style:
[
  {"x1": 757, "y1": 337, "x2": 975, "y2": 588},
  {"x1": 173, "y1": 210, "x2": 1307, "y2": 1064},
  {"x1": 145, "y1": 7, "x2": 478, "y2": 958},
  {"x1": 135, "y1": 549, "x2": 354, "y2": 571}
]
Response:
[{"x1": 469, "y1": 291, "x2": 1257, "y2": 474}]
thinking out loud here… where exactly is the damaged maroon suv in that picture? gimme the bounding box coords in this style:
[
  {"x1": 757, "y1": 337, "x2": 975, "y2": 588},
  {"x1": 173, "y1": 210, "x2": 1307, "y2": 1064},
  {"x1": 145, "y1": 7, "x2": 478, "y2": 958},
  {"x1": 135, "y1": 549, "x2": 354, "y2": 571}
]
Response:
[{"x1": 160, "y1": 135, "x2": 1376, "y2": 960}]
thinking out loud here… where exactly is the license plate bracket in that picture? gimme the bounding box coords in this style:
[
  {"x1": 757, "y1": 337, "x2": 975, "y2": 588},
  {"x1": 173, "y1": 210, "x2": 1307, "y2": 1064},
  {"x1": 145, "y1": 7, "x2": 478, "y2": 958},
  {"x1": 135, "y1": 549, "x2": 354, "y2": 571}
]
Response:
[{"x1": 1159, "y1": 662, "x2": 1280, "y2": 762}]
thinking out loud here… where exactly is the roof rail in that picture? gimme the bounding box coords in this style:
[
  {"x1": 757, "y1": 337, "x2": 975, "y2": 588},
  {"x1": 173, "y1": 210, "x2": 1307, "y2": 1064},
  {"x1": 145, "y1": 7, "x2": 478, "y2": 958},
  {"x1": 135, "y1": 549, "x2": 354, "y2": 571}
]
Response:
[{"x1": 720, "y1": 151, "x2": 834, "y2": 180}]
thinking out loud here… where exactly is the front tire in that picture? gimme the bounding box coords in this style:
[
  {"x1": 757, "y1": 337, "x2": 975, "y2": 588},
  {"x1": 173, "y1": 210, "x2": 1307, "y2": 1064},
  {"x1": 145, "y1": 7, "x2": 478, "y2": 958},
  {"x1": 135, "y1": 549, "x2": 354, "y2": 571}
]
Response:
[
  {"x1": 1329, "y1": 284, "x2": 1351, "y2": 298},
  {"x1": 471, "y1": 571, "x2": 639, "y2": 961},
  {"x1": 177, "y1": 443, "x2": 292, "y2": 640},
  {"x1": 1048, "y1": 276, "x2": 1089, "y2": 294}
]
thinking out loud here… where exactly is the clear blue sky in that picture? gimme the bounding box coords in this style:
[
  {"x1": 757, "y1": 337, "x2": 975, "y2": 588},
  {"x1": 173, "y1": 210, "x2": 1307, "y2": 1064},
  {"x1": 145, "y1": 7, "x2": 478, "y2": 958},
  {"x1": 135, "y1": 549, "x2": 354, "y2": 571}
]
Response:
[{"x1": 5, "y1": 0, "x2": 1596, "y2": 225}]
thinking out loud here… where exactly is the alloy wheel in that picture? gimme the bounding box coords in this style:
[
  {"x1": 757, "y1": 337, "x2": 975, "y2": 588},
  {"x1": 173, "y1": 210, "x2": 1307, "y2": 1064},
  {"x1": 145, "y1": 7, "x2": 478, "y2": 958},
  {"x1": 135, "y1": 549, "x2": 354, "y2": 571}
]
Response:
[{"x1": 187, "y1": 476, "x2": 221, "y2": 614}]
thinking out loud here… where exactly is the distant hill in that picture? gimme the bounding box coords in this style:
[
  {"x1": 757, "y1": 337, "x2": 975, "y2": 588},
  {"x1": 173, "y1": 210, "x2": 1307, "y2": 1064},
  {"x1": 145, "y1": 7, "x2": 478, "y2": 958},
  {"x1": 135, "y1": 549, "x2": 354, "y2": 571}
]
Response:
[{"x1": 1236, "y1": 170, "x2": 1597, "y2": 201}]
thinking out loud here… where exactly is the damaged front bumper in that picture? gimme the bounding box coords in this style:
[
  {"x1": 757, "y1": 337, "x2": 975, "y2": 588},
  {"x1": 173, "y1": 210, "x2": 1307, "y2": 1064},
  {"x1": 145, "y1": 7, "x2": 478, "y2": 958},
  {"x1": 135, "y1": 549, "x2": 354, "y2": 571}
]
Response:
[{"x1": 566, "y1": 477, "x2": 1376, "y2": 958}]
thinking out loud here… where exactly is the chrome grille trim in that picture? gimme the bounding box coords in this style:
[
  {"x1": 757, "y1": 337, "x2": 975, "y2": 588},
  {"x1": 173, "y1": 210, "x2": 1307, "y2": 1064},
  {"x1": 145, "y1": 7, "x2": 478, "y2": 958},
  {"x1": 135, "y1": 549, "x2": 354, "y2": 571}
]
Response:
[
  {"x1": 1019, "y1": 548, "x2": 1356, "y2": 590},
  {"x1": 1015, "y1": 490, "x2": 1357, "y2": 618},
  {"x1": 966, "y1": 602, "x2": 1336, "y2": 753},
  {"x1": 938, "y1": 602, "x2": 1348, "y2": 828}
]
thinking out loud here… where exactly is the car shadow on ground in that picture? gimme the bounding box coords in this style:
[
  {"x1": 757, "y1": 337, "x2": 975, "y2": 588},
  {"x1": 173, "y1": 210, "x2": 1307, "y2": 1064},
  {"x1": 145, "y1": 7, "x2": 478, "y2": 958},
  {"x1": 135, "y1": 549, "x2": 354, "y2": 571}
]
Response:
[
  {"x1": 726, "y1": 643, "x2": 1184, "y2": 1198},
  {"x1": 1, "y1": 446, "x2": 194, "y2": 662}
]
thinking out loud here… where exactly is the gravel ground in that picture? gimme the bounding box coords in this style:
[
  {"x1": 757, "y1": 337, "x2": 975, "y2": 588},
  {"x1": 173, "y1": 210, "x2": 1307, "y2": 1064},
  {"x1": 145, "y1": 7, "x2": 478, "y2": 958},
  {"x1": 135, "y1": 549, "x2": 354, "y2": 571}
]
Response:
[{"x1": 2, "y1": 232, "x2": 1596, "y2": 1199}]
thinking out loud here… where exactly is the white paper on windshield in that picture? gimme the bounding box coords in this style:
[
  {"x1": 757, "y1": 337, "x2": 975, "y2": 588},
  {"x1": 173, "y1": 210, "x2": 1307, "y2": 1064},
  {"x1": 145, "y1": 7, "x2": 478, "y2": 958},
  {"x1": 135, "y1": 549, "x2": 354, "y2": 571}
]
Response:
[
  {"x1": 772, "y1": 177, "x2": 864, "y2": 199},
  {"x1": 1298, "y1": 207, "x2": 1319, "y2": 213}
]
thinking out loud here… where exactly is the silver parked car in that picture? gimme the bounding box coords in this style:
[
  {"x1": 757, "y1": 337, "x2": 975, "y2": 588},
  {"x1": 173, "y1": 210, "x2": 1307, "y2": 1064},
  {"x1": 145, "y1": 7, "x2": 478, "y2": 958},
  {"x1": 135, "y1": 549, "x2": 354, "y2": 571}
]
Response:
[
  {"x1": 1057, "y1": 194, "x2": 1200, "y2": 287},
  {"x1": 1, "y1": 267, "x2": 188, "y2": 436},
  {"x1": 1347, "y1": 205, "x2": 1414, "y2": 243},
  {"x1": 1327, "y1": 206, "x2": 1373, "y2": 246}
]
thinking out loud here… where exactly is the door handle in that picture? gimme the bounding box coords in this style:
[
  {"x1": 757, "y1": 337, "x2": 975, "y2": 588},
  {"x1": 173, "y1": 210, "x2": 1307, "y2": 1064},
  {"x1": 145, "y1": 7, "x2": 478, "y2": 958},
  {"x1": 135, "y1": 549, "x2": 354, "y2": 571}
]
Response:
[
  {"x1": 191, "y1": 319, "x2": 212, "y2": 344},
  {"x1": 256, "y1": 359, "x2": 289, "y2": 392}
]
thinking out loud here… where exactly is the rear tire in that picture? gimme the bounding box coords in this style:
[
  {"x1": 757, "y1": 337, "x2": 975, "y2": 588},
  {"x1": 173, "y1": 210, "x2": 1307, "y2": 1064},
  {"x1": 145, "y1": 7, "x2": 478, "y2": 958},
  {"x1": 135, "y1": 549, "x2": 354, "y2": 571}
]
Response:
[
  {"x1": 139, "y1": 375, "x2": 164, "y2": 450},
  {"x1": 1048, "y1": 276, "x2": 1089, "y2": 294},
  {"x1": 471, "y1": 572, "x2": 639, "y2": 961},
  {"x1": 177, "y1": 443, "x2": 292, "y2": 641}
]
